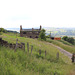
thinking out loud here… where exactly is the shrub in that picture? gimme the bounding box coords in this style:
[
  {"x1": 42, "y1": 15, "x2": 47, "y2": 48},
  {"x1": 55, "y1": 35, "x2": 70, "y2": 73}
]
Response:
[
  {"x1": 62, "y1": 36, "x2": 68, "y2": 41},
  {"x1": 0, "y1": 28, "x2": 7, "y2": 33},
  {"x1": 62, "y1": 36, "x2": 74, "y2": 44},
  {"x1": 39, "y1": 29, "x2": 46, "y2": 41}
]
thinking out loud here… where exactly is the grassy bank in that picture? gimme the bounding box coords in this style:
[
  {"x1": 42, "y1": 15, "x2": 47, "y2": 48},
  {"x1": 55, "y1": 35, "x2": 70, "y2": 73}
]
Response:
[
  {"x1": 46, "y1": 38, "x2": 75, "y2": 53},
  {"x1": 0, "y1": 33, "x2": 75, "y2": 75}
]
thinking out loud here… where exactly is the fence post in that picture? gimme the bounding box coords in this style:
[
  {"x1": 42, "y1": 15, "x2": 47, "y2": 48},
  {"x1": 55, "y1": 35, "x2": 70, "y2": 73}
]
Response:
[
  {"x1": 56, "y1": 52, "x2": 59, "y2": 60},
  {"x1": 31, "y1": 45, "x2": 33, "y2": 54},
  {"x1": 72, "y1": 53, "x2": 75, "y2": 63},
  {"x1": 21, "y1": 43, "x2": 25, "y2": 52},
  {"x1": 24, "y1": 43, "x2": 25, "y2": 51},
  {"x1": 27, "y1": 42, "x2": 29, "y2": 53},
  {"x1": 0, "y1": 38, "x2": 2, "y2": 46},
  {"x1": 45, "y1": 50, "x2": 46, "y2": 57},
  {"x1": 54, "y1": 72, "x2": 57, "y2": 75},
  {"x1": 39, "y1": 49, "x2": 41, "y2": 56},
  {"x1": 15, "y1": 39, "x2": 18, "y2": 52},
  {"x1": 13, "y1": 44, "x2": 15, "y2": 49}
]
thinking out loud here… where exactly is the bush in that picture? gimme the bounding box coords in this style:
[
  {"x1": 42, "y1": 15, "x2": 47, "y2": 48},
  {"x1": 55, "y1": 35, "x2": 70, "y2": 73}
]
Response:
[
  {"x1": 62, "y1": 36, "x2": 68, "y2": 41},
  {"x1": 62, "y1": 36, "x2": 74, "y2": 44},
  {"x1": 67, "y1": 37, "x2": 74, "y2": 44},
  {"x1": 0, "y1": 28, "x2": 7, "y2": 33},
  {"x1": 39, "y1": 29, "x2": 46, "y2": 41}
]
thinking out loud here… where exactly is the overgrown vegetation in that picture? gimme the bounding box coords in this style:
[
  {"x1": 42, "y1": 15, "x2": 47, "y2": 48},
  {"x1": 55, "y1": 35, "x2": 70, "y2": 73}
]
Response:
[
  {"x1": 62, "y1": 36, "x2": 75, "y2": 44},
  {"x1": 39, "y1": 29, "x2": 46, "y2": 41},
  {"x1": 0, "y1": 33, "x2": 75, "y2": 75},
  {"x1": 0, "y1": 28, "x2": 7, "y2": 35},
  {"x1": 0, "y1": 28, "x2": 7, "y2": 33}
]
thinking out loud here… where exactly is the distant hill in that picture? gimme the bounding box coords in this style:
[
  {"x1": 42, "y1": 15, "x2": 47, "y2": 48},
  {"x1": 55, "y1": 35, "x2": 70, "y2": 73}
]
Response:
[
  {"x1": 44, "y1": 27, "x2": 75, "y2": 37},
  {"x1": 6, "y1": 28, "x2": 20, "y2": 33}
]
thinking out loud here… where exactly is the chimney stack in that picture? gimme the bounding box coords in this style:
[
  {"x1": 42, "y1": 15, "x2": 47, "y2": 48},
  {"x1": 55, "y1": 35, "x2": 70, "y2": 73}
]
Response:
[
  {"x1": 40, "y1": 25, "x2": 42, "y2": 30},
  {"x1": 20, "y1": 25, "x2": 22, "y2": 31}
]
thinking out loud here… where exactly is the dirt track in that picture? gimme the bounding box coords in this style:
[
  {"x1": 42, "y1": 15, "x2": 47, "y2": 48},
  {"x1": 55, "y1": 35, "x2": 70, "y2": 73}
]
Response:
[{"x1": 47, "y1": 42, "x2": 72, "y2": 59}]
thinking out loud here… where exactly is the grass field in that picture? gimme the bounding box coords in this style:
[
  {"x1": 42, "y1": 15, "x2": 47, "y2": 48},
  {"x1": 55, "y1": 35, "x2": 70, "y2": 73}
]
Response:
[
  {"x1": 46, "y1": 38, "x2": 75, "y2": 53},
  {"x1": 0, "y1": 33, "x2": 75, "y2": 75}
]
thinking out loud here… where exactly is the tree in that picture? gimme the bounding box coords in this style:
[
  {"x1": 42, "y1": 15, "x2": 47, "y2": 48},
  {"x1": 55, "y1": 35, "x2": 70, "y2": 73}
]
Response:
[
  {"x1": 62, "y1": 36, "x2": 68, "y2": 41},
  {"x1": 0, "y1": 28, "x2": 7, "y2": 33},
  {"x1": 62, "y1": 36, "x2": 74, "y2": 44},
  {"x1": 0, "y1": 28, "x2": 7, "y2": 35},
  {"x1": 67, "y1": 37, "x2": 74, "y2": 44},
  {"x1": 39, "y1": 29, "x2": 46, "y2": 41}
]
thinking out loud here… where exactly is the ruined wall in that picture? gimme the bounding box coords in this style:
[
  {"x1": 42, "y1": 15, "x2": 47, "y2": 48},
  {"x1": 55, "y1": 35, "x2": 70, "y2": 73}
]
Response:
[
  {"x1": 20, "y1": 31, "x2": 40, "y2": 38},
  {"x1": 0, "y1": 38, "x2": 24, "y2": 49},
  {"x1": 20, "y1": 25, "x2": 41, "y2": 38}
]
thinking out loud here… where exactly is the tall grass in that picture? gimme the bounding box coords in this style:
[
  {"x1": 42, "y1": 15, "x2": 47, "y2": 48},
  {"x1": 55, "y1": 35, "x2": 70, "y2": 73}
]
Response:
[
  {"x1": 0, "y1": 46, "x2": 75, "y2": 75},
  {"x1": 0, "y1": 33, "x2": 75, "y2": 75}
]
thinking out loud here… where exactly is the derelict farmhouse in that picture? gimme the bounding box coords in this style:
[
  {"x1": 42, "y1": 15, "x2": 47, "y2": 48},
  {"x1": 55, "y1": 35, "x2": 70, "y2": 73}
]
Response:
[{"x1": 20, "y1": 25, "x2": 42, "y2": 38}]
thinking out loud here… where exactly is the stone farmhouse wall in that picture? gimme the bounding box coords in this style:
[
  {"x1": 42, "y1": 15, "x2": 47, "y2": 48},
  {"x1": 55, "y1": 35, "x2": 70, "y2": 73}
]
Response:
[{"x1": 20, "y1": 25, "x2": 42, "y2": 38}]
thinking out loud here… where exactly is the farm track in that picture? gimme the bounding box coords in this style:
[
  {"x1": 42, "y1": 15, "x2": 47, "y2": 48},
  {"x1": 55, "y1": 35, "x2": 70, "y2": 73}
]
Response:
[{"x1": 47, "y1": 42, "x2": 72, "y2": 59}]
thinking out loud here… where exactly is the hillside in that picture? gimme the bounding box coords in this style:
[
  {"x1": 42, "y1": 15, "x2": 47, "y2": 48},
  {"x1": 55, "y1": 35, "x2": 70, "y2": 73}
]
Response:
[
  {"x1": 46, "y1": 38, "x2": 75, "y2": 53},
  {"x1": 0, "y1": 33, "x2": 75, "y2": 75}
]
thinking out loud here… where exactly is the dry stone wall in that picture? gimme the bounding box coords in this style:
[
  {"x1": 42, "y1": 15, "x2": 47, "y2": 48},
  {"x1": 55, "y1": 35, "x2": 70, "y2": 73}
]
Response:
[{"x1": 0, "y1": 38, "x2": 25, "y2": 50}]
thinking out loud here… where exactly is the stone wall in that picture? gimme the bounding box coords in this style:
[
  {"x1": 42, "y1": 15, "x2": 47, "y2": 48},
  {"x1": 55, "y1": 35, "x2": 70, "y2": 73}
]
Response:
[
  {"x1": 20, "y1": 31, "x2": 40, "y2": 38},
  {"x1": 0, "y1": 38, "x2": 25, "y2": 50},
  {"x1": 20, "y1": 25, "x2": 41, "y2": 38}
]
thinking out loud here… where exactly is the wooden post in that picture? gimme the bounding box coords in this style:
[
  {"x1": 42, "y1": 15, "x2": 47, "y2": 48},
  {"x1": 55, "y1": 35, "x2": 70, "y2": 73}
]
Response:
[
  {"x1": 27, "y1": 42, "x2": 29, "y2": 53},
  {"x1": 72, "y1": 53, "x2": 75, "y2": 63},
  {"x1": 13, "y1": 44, "x2": 15, "y2": 49},
  {"x1": 54, "y1": 72, "x2": 57, "y2": 75},
  {"x1": 56, "y1": 52, "x2": 59, "y2": 60},
  {"x1": 31, "y1": 45, "x2": 33, "y2": 54},
  {"x1": 39, "y1": 49, "x2": 41, "y2": 56},
  {"x1": 24, "y1": 43, "x2": 25, "y2": 52},
  {"x1": 21, "y1": 43, "x2": 25, "y2": 51},
  {"x1": 45, "y1": 50, "x2": 46, "y2": 57},
  {"x1": 23, "y1": 43, "x2": 25, "y2": 52},
  {"x1": 15, "y1": 39, "x2": 18, "y2": 52}
]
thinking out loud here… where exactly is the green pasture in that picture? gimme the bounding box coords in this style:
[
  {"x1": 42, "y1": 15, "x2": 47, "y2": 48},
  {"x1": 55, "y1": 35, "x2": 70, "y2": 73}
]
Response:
[{"x1": 0, "y1": 33, "x2": 75, "y2": 75}]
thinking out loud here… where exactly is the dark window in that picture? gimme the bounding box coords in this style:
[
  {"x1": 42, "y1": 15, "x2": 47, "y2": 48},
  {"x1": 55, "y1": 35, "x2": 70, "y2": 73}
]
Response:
[
  {"x1": 23, "y1": 32, "x2": 26, "y2": 34},
  {"x1": 35, "y1": 36, "x2": 38, "y2": 38}
]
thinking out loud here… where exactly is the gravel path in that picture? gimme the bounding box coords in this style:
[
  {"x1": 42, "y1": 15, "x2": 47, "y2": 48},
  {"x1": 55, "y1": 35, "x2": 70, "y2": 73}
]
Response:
[{"x1": 47, "y1": 42, "x2": 72, "y2": 59}]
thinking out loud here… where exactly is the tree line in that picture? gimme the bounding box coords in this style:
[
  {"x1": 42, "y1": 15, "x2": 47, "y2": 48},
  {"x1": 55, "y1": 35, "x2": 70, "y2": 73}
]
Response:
[{"x1": 62, "y1": 36, "x2": 74, "y2": 44}]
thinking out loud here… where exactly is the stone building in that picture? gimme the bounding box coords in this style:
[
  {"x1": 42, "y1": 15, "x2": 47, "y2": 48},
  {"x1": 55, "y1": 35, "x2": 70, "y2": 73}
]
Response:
[{"x1": 20, "y1": 25, "x2": 42, "y2": 38}]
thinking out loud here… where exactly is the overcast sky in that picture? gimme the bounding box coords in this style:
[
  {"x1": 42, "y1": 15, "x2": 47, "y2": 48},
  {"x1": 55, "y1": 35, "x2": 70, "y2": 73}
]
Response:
[{"x1": 0, "y1": 0, "x2": 75, "y2": 28}]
